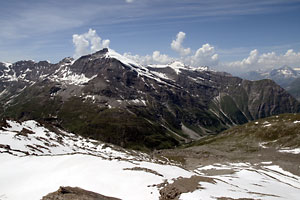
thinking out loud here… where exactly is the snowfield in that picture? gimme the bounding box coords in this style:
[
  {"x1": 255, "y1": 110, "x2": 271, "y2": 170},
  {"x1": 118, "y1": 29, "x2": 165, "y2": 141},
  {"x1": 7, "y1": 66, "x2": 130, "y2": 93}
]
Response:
[
  {"x1": 184, "y1": 163, "x2": 300, "y2": 200},
  {"x1": 0, "y1": 120, "x2": 193, "y2": 200},
  {"x1": 1, "y1": 120, "x2": 300, "y2": 200},
  {"x1": 0, "y1": 153, "x2": 193, "y2": 200}
]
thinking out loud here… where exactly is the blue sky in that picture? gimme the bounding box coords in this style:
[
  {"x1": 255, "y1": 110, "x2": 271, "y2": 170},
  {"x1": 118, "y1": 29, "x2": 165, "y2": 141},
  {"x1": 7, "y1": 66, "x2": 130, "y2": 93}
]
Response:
[{"x1": 1, "y1": 0, "x2": 300, "y2": 73}]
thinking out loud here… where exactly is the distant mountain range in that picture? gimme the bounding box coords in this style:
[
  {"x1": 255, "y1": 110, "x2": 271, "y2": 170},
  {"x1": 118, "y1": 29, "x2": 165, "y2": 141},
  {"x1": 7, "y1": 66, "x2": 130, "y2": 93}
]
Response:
[
  {"x1": 0, "y1": 48, "x2": 299, "y2": 150},
  {"x1": 239, "y1": 66, "x2": 300, "y2": 101}
]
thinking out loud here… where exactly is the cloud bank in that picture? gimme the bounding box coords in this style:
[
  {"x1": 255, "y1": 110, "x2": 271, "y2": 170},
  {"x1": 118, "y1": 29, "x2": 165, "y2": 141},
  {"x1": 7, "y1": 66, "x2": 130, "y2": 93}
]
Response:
[
  {"x1": 122, "y1": 31, "x2": 219, "y2": 67},
  {"x1": 73, "y1": 29, "x2": 300, "y2": 74},
  {"x1": 72, "y1": 29, "x2": 110, "y2": 59},
  {"x1": 223, "y1": 49, "x2": 300, "y2": 74}
]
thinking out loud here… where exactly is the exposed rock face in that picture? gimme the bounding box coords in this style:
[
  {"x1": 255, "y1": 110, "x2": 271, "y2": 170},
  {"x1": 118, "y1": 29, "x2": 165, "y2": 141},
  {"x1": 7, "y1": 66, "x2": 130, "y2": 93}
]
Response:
[
  {"x1": 239, "y1": 65, "x2": 300, "y2": 100},
  {"x1": 0, "y1": 49, "x2": 299, "y2": 150},
  {"x1": 287, "y1": 77, "x2": 300, "y2": 101},
  {"x1": 41, "y1": 187, "x2": 120, "y2": 200}
]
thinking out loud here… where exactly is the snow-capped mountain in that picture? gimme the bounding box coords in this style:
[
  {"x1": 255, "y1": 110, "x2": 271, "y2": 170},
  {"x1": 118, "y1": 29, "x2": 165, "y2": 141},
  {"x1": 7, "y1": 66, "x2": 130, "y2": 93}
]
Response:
[
  {"x1": 240, "y1": 65, "x2": 300, "y2": 87},
  {"x1": 0, "y1": 50, "x2": 300, "y2": 199},
  {"x1": 0, "y1": 48, "x2": 299, "y2": 150},
  {"x1": 269, "y1": 65, "x2": 299, "y2": 78}
]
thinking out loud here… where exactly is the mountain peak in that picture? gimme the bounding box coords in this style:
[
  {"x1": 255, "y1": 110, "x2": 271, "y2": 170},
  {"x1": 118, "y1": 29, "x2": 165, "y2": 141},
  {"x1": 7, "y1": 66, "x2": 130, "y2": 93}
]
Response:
[
  {"x1": 93, "y1": 48, "x2": 109, "y2": 56},
  {"x1": 60, "y1": 57, "x2": 74, "y2": 64},
  {"x1": 169, "y1": 61, "x2": 185, "y2": 68},
  {"x1": 105, "y1": 48, "x2": 140, "y2": 67},
  {"x1": 0, "y1": 62, "x2": 12, "y2": 68},
  {"x1": 270, "y1": 65, "x2": 297, "y2": 78}
]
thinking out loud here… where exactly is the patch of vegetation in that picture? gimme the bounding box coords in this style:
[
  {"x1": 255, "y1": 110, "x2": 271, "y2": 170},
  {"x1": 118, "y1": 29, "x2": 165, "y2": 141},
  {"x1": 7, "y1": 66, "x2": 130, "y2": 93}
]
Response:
[
  {"x1": 220, "y1": 95, "x2": 248, "y2": 124},
  {"x1": 2, "y1": 83, "x2": 181, "y2": 150},
  {"x1": 188, "y1": 113, "x2": 300, "y2": 152}
]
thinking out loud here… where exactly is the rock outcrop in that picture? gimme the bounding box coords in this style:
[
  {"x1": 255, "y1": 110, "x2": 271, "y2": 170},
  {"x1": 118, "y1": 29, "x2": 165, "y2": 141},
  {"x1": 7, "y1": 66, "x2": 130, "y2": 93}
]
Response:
[{"x1": 41, "y1": 187, "x2": 120, "y2": 200}]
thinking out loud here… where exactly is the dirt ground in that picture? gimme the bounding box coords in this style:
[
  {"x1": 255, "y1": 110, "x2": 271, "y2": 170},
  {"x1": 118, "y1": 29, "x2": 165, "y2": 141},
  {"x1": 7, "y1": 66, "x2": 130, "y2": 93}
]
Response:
[{"x1": 154, "y1": 145, "x2": 300, "y2": 200}]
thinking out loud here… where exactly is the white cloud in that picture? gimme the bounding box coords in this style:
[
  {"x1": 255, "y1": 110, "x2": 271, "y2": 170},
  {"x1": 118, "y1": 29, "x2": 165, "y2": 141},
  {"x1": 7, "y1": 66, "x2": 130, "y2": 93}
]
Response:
[
  {"x1": 221, "y1": 49, "x2": 300, "y2": 74},
  {"x1": 188, "y1": 43, "x2": 219, "y2": 66},
  {"x1": 152, "y1": 51, "x2": 173, "y2": 64},
  {"x1": 170, "y1": 32, "x2": 219, "y2": 67},
  {"x1": 123, "y1": 51, "x2": 173, "y2": 66},
  {"x1": 72, "y1": 29, "x2": 110, "y2": 59},
  {"x1": 123, "y1": 53, "x2": 152, "y2": 65},
  {"x1": 72, "y1": 34, "x2": 90, "y2": 59},
  {"x1": 171, "y1": 32, "x2": 191, "y2": 56},
  {"x1": 102, "y1": 39, "x2": 111, "y2": 49},
  {"x1": 125, "y1": 0, "x2": 134, "y2": 3},
  {"x1": 72, "y1": 30, "x2": 300, "y2": 75},
  {"x1": 123, "y1": 32, "x2": 218, "y2": 67}
]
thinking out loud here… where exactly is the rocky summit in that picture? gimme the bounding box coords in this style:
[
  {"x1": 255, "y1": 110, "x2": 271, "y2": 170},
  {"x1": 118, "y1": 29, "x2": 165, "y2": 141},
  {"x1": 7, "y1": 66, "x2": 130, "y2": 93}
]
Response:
[{"x1": 0, "y1": 48, "x2": 299, "y2": 150}]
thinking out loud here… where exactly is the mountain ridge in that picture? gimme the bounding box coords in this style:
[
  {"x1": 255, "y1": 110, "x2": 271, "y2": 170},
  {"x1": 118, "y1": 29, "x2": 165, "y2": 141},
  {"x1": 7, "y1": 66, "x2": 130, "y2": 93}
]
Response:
[
  {"x1": 0, "y1": 48, "x2": 299, "y2": 150},
  {"x1": 240, "y1": 65, "x2": 300, "y2": 101}
]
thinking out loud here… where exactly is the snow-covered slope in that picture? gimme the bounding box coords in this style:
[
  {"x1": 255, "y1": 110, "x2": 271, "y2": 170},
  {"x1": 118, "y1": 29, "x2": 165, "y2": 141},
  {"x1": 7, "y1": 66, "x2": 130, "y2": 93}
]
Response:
[
  {"x1": 0, "y1": 120, "x2": 137, "y2": 159},
  {"x1": 105, "y1": 49, "x2": 183, "y2": 86},
  {"x1": 182, "y1": 162, "x2": 300, "y2": 200},
  {"x1": 0, "y1": 120, "x2": 193, "y2": 200},
  {"x1": 1, "y1": 119, "x2": 300, "y2": 200}
]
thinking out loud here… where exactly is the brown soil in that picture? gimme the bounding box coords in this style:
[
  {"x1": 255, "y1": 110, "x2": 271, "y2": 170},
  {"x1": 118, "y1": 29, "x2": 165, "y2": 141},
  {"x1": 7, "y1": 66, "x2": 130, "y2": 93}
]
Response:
[
  {"x1": 155, "y1": 144, "x2": 300, "y2": 200},
  {"x1": 155, "y1": 146, "x2": 300, "y2": 176},
  {"x1": 159, "y1": 175, "x2": 215, "y2": 200},
  {"x1": 123, "y1": 167, "x2": 163, "y2": 177}
]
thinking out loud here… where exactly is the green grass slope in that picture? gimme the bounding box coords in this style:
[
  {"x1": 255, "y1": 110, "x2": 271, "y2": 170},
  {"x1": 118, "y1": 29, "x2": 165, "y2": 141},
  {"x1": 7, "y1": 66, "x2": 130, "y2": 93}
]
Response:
[{"x1": 190, "y1": 113, "x2": 300, "y2": 152}]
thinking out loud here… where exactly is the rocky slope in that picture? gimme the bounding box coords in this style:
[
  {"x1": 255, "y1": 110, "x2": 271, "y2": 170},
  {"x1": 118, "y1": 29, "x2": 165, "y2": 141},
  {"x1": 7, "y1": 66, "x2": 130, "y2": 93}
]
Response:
[
  {"x1": 286, "y1": 77, "x2": 300, "y2": 101},
  {"x1": 155, "y1": 113, "x2": 300, "y2": 200},
  {"x1": 240, "y1": 65, "x2": 300, "y2": 100},
  {"x1": 1, "y1": 49, "x2": 299, "y2": 150},
  {"x1": 158, "y1": 113, "x2": 300, "y2": 170}
]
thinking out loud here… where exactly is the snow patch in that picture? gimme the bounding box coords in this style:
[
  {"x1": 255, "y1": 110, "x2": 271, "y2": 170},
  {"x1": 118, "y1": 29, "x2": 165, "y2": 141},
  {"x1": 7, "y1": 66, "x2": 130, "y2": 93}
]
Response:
[
  {"x1": 106, "y1": 49, "x2": 179, "y2": 87},
  {"x1": 182, "y1": 163, "x2": 300, "y2": 200},
  {"x1": 0, "y1": 120, "x2": 132, "y2": 158},
  {"x1": 278, "y1": 148, "x2": 300, "y2": 154},
  {"x1": 264, "y1": 123, "x2": 272, "y2": 127},
  {"x1": 50, "y1": 62, "x2": 97, "y2": 85},
  {"x1": 2, "y1": 62, "x2": 12, "y2": 68},
  {"x1": 106, "y1": 48, "x2": 140, "y2": 67}
]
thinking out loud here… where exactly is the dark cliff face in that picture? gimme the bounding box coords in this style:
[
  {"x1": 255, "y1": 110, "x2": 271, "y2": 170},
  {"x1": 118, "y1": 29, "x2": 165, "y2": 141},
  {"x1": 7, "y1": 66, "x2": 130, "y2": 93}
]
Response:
[
  {"x1": 0, "y1": 49, "x2": 299, "y2": 150},
  {"x1": 287, "y1": 77, "x2": 300, "y2": 101}
]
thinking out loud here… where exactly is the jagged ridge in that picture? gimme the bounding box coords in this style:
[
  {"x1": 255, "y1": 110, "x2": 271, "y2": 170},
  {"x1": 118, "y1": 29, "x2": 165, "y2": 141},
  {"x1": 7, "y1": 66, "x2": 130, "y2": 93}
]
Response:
[{"x1": 0, "y1": 48, "x2": 299, "y2": 150}]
